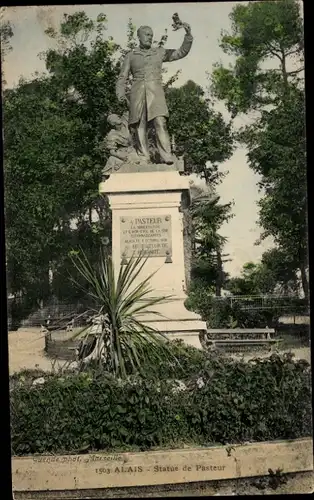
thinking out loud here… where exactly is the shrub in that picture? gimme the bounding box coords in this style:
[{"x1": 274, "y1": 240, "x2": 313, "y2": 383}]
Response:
[
  {"x1": 188, "y1": 353, "x2": 312, "y2": 443},
  {"x1": 207, "y1": 298, "x2": 232, "y2": 327},
  {"x1": 188, "y1": 292, "x2": 284, "y2": 329},
  {"x1": 227, "y1": 301, "x2": 280, "y2": 328},
  {"x1": 185, "y1": 280, "x2": 214, "y2": 321},
  {"x1": 138, "y1": 339, "x2": 211, "y2": 380},
  {"x1": 186, "y1": 282, "x2": 309, "y2": 329},
  {"x1": 10, "y1": 353, "x2": 312, "y2": 456}
]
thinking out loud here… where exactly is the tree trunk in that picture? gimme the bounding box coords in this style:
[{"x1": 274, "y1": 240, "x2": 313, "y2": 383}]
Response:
[
  {"x1": 300, "y1": 262, "x2": 309, "y2": 301},
  {"x1": 215, "y1": 250, "x2": 223, "y2": 297},
  {"x1": 281, "y1": 55, "x2": 288, "y2": 89},
  {"x1": 280, "y1": 47, "x2": 289, "y2": 100}
]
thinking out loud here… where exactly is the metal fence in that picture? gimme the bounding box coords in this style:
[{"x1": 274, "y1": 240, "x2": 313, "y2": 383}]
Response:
[
  {"x1": 215, "y1": 295, "x2": 309, "y2": 313},
  {"x1": 7, "y1": 298, "x2": 93, "y2": 330}
]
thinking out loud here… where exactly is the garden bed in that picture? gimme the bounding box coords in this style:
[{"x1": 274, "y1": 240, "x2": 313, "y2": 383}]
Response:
[
  {"x1": 10, "y1": 342, "x2": 313, "y2": 494},
  {"x1": 10, "y1": 345, "x2": 312, "y2": 457}
]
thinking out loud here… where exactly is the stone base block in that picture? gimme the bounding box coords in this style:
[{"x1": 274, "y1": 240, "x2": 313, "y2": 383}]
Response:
[
  {"x1": 141, "y1": 318, "x2": 205, "y2": 349},
  {"x1": 100, "y1": 171, "x2": 206, "y2": 350},
  {"x1": 136, "y1": 298, "x2": 206, "y2": 349}
]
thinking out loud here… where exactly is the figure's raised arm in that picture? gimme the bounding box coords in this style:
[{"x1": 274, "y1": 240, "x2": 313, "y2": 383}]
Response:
[
  {"x1": 163, "y1": 23, "x2": 193, "y2": 63},
  {"x1": 116, "y1": 52, "x2": 131, "y2": 102}
]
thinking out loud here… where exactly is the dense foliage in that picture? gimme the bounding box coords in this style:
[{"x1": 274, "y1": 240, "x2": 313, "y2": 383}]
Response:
[
  {"x1": 186, "y1": 290, "x2": 280, "y2": 329},
  {"x1": 0, "y1": 19, "x2": 13, "y2": 85},
  {"x1": 11, "y1": 349, "x2": 312, "y2": 455},
  {"x1": 4, "y1": 13, "x2": 115, "y2": 307},
  {"x1": 186, "y1": 272, "x2": 308, "y2": 328},
  {"x1": 189, "y1": 186, "x2": 233, "y2": 297},
  {"x1": 226, "y1": 255, "x2": 301, "y2": 297},
  {"x1": 211, "y1": 0, "x2": 304, "y2": 115},
  {"x1": 211, "y1": 0, "x2": 308, "y2": 299},
  {"x1": 166, "y1": 80, "x2": 234, "y2": 183}
]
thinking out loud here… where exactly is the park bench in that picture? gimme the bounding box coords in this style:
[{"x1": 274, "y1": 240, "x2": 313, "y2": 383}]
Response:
[
  {"x1": 41, "y1": 317, "x2": 74, "y2": 335},
  {"x1": 205, "y1": 328, "x2": 282, "y2": 353},
  {"x1": 43, "y1": 315, "x2": 98, "y2": 358},
  {"x1": 41, "y1": 312, "x2": 91, "y2": 335}
]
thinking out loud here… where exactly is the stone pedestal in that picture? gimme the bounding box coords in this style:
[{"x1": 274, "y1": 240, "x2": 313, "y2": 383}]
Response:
[{"x1": 99, "y1": 170, "x2": 206, "y2": 349}]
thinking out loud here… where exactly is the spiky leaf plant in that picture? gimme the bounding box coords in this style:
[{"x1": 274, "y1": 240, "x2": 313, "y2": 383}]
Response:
[{"x1": 69, "y1": 249, "x2": 178, "y2": 378}]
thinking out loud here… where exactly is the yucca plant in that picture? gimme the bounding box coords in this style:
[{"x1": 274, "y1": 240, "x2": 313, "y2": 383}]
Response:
[{"x1": 69, "y1": 248, "x2": 179, "y2": 378}]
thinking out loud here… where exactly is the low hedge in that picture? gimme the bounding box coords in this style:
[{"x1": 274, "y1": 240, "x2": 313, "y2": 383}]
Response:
[{"x1": 10, "y1": 350, "x2": 312, "y2": 456}]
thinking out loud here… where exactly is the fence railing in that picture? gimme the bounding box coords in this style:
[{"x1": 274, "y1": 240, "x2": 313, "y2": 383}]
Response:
[
  {"x1": 7, "y1": 298, "x2": 94, "y2": 330},
  {"x1": 7, "y1": 294, "x2": 309, "y2": 330},
  {"x1": 215, "y1": 295, "x2": 309, "y2": 312}
]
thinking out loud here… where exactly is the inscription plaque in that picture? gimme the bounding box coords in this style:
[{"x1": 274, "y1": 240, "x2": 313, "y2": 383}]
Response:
[{"x1": 120, "y1": 215, "x2": 172, "y2": 258}]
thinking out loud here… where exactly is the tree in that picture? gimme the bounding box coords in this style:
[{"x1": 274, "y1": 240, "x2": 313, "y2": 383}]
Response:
[
  {"x1": 1, "y1": 19, "x2": 14, "y2": 86},
  {"x1": 261, "y1": 248, "x2": 300, "y2": 295},
  {"x1": 247, "y1": 86, "x2": 308, "y2": 298},
  {"x1": 226, "y1": 248, "x2": 300, "y2": 297},
  {"x1": 226, "y1": 261, "x2": 275, "y2": 297},
  {"x1": 211, "y1": 0, "x2": 308, "y2": 299},
  {"x1": 167, "y1": 80, "x2": 234, "y2": 184},
  {"x1": 4, "y1": 12, "x2": 117, "y2": 306},
  {"x1": 188, "y1": 185, "x2": 233, "y2": 297},
  {"x1": 211, "y1": 0, "x2": 304, "y2": 116}
]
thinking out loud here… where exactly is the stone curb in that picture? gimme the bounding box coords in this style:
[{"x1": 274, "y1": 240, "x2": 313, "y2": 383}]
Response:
[{"x1": 12, "y1": 438, "x2": 313, "y2": 492}]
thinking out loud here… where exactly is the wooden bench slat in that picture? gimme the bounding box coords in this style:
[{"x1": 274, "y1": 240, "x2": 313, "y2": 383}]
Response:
[
  {"x1": 210, "y1": 339, "x2": 281, "y2": 344},
  {"x1": 206, "y1": 329, "x2": 275, "y2": 334}
]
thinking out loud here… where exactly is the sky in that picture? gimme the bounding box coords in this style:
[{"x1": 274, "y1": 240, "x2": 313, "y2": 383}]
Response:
[{"x1": 2, "y1": 2, "x2": 279, "y2": 277}]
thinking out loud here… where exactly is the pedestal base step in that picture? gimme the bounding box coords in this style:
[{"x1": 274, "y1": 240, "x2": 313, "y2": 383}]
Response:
[{"x1": 142, "y1": 318, "x2": 206, "y2": 350}]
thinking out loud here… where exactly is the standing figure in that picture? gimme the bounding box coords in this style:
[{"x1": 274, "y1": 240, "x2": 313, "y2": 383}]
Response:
[{"x1": 116, "y1": 18, "x2": 193, "y2": 165}]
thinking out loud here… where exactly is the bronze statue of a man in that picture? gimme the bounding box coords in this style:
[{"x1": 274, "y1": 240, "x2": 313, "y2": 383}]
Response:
[{"x1": 116, "y1": 21, "x2": 193, "y2": 165}]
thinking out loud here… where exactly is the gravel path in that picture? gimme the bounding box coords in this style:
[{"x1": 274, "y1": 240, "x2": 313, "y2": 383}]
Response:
[
  {"x1": 8, "y1": 328, "x2": 71, "y2": 374},
  {"x1": 229, "y1": 347, "x2": 311, "y2": 364},
  {"x1": 8, "y1": 328, "x2": 311, "y2": 375}
]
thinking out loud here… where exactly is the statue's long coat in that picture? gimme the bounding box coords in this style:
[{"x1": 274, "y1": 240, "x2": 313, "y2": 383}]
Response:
[{"x1": 116, "y1": 34, "x2": 193, "y2": 125}]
